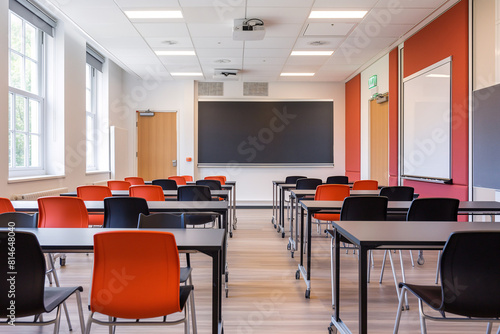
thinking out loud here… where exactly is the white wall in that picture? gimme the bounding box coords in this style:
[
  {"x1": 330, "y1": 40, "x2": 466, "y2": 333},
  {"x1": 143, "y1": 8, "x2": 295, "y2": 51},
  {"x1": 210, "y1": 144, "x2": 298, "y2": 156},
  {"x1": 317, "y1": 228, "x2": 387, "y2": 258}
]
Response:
[
  {"x1": 359, "y1": 55, "x2": 390, "y2": 179},
  {"x1": 0, "y1": 3, "x2": 133, "y2": 198}
]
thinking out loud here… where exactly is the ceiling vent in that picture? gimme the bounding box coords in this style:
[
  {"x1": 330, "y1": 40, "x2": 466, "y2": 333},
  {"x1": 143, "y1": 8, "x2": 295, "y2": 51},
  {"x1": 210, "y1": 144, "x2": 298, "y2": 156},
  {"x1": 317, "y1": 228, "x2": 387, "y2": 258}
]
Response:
[
  {"x1": 213, "y1": 69, "x2": 240, "y2": 81},
  {"x1": 198, "y1": 82, "x2": 224, "y2": 96}
]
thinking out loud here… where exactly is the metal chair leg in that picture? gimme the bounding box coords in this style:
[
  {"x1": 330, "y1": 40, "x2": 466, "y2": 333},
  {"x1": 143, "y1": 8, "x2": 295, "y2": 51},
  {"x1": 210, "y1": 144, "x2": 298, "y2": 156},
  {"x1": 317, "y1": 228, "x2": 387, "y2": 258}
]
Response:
[
  {"x1": 399, "y1": 250, "x2": 409, "y2": 309},
  {"x1": 435, "y1": 250, "x2": 441, "y2": 284},
  {"x1": 418, "y1": 299, "x2": 427, "y2": 334},
  {"x1": 393, "y1": 286, "x2": 406, "y2": 334},
  {"x1": 380, "y1": 250, "x2": 387, "y2": 283},
  {"x1": 47, "y1": 253, "x2": 73, "y2": 331}
]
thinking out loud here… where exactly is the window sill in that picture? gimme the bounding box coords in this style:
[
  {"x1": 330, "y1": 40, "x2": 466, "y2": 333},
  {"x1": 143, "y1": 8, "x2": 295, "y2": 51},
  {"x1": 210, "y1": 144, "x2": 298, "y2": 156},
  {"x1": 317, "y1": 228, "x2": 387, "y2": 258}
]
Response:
[
  {"x1": 8, "y1": 174, "x2": 65, "y2": 184},
  {"x1": 85, "y1": 170, "x2": 111, "y2": 176}
]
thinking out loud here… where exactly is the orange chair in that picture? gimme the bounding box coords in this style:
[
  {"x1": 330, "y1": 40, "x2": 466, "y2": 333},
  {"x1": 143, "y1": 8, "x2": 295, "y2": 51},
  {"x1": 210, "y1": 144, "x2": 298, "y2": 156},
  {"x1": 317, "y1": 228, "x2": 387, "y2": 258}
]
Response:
[
  {"x1": 86, "y1": 230, "x2": 195, "y2": 333},
  {"x1": 124, "y1": 176, "x2": 145, "y2": 185},
  {"x1": 0, "y1": 197, "x2": 15, "y2": 213},
  {"x1": 107, "y1": 180, "x2": 131, "y2": 190},
  {"x1": 313, "y1": 184, "x2": 350, "y2": 222},
  {"x1": 181, "y1": 175, "x2": 193, "y2": 182},
  {"x1": 77, "y1": 186, "x2": 112, "y2": 226},
  {"x1": 205, "y1": 175, "x2": 225, "y2": 185},
  {"x1": 352, "y1": 179, "x2": 379, "y2": 190},
  {"x1": 129, "y1": 185, "x2": 165, "y2": 201},
  {"x1": 168, "y1": 176, "x2": 187, "y2": 186},
  {"x1": 38, "y1": 196, "x2": 89, "y2": 228}
]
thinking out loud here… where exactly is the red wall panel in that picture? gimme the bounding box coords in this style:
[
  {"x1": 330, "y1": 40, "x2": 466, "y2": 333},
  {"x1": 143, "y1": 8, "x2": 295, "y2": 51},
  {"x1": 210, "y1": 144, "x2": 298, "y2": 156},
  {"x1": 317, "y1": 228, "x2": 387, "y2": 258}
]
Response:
[{"x1": 345, "y1": 74, "x2": 361, "y2": 181}]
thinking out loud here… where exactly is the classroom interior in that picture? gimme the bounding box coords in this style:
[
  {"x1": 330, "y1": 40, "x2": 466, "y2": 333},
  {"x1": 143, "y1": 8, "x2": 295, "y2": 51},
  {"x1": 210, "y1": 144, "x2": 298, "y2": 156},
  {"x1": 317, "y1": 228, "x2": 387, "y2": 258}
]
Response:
[{"x1": 2, "y1": 0, "x2": 500, "y2": 333}]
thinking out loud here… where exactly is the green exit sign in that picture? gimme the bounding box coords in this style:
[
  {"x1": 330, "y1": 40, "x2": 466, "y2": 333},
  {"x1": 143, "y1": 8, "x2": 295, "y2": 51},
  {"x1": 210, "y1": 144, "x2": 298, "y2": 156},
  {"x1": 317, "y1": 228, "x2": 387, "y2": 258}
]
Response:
[{"x1": 368, "y1": 75, "x2": 377, "y2": 89}]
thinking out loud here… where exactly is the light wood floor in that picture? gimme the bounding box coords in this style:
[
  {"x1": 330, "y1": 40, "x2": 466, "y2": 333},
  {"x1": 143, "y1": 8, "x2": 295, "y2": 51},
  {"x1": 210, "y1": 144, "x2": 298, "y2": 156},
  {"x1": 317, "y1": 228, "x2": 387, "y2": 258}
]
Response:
[{"x1": 4, "y1": 209, "x2": 496, "y2": 333}]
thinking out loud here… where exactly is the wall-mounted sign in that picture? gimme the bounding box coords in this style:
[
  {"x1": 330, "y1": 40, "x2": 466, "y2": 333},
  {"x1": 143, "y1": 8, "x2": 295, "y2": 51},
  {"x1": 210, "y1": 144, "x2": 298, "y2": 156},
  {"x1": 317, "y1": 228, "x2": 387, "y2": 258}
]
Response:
[{"x1": 368, "y1": 75, "x2": 377, "y2": 89}]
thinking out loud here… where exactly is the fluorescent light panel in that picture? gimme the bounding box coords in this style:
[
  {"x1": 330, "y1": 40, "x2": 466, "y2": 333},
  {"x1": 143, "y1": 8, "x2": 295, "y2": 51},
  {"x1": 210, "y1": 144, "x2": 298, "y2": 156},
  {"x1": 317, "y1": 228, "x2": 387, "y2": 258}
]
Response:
[
  {"x1": 280, "y1": 73, "x2": 315, "y2": 77},
  {"x1": 309, "y1": 11, "x2": 367, "y2": 19},
  {"x1": 155, "y1": 51, "x2": 196, "y2": 56},
  {"x1": 426, "y1": 74, "x2": 450, "y2": 78},
  {"x1": 125, "y1": 10, "x2": 183, "y2": 19},
  {"x1": 171, "y1": 72, "x2": 203, "y2": 76},
  {"x1": 291, "y1": 51, "x2": 333, "y2": 56}
]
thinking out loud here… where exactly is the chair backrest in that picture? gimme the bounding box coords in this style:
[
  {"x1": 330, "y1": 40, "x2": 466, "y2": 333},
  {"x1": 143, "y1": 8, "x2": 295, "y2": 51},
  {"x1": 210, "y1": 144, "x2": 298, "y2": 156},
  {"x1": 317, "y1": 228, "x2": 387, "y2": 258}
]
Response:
[
  {"x1": 352, "y1": 179, "x2": 379, "y2": 190},
  {"x1": 340, "y1": 196, "x2": 388, "y2": 221},
  {"x1": 152, "y1": 179, "x2": 178, "y2": 190},
  {"x1": 177, "y1": 185, "x2": 212, "y2": 201},
  {"x1": 37, "y1": 196, "x2": 89, "y2": 228},
  {"x1": 107, "y1": 180, "x2": 131, "y2": 191},
  {"x1": 124, "y1": 177, "x2": 145, "y2": 185},
  {"x1": 296, "y1": 178, "x2": 322, "y2": 190},
  {"x1": 129, "y1": 185, "x2": 165, "y2": 201},
  {"x1": 406, "y1": 197, "x2": 459, "y2": 221},
  {"x1": 103, "y1": 197, "x2": 150, "y2": 228},
  {"x1": 0, "y1": 212, "x2": 38, "y2": 228},
  {"x1": 204, "y1": 176, "x2": 225, "y2": 185},
  {"x1": 180, "y1": 175, "x2": 193, "y2": 182},
  {"x1": 439, "y1": 231, "x2": 500, "y2": 318},
  {"x1": 168, "y1": 176, "x2": 187, "y2": 186},
  {"x1": 326, "y1": 176, "x2": 349, "y2": 184},
  {"x1": 379, "y1": 186, "x2": 414, "y2": 201},
  {"x1": 91, "y1": 231, "x2": 181, "y2": 318},
  {"x1": 0, "y1": 197, "x2": 15, "y2": 213},
  {"x1": 77, "y1": 185, "x2": 112, "y2": 201},
  {"x1": 196, "y1": 179, "x2": 222, "y2": 190},
  {"x1": 314, "y1": 184, "x2": 350, "y2": 201},
  {"x1": 285, "y1": 175, "x2": 306, "y2": 184},
  {"x1": 0, "y1": 231, "x2": 46, "y2": 317},
  {"x1": 138, "y1": 213, "x2": 184, "y2": 229}
]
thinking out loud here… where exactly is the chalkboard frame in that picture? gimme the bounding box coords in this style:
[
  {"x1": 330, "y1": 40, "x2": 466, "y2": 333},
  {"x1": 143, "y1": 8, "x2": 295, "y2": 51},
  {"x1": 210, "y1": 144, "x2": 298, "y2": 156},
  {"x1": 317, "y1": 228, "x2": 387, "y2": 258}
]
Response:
[{"x1": 197, "y1": 100, "x2": 334, "y2": 167}]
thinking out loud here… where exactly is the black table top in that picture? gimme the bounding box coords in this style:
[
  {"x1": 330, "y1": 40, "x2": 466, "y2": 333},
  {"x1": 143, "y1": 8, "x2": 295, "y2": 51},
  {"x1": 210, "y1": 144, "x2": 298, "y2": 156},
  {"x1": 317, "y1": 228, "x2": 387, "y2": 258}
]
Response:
[
  {"x1": 2, "y1": 227, "x2": 225, "y2": 253},
  {"x1": 328, "y1": 221, "x2": 500, "y2": 249}
]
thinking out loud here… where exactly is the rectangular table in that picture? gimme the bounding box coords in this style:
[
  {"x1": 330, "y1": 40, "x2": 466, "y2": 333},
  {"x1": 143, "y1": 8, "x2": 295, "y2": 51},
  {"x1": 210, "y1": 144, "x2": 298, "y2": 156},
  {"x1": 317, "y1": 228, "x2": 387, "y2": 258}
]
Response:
[
  {"x1": 328, "y1": 220, "x2": 500, "y2": 334},
  {"x1": 297, "y1": 200, "x2": 500, "y2": 299},
  {"x1": 4, "y1": 227, "x2": 225, "y2": 334}
]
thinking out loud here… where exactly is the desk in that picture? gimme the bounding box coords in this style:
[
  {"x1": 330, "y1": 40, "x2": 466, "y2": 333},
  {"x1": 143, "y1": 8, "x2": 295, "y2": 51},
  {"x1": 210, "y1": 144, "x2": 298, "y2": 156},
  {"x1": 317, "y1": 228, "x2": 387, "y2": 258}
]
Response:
[
  {"x1": 327, "y1": 221, "x2": 500, "y2": 334},
  {"x1": 7, "y1": 227, "x2": 224, "y2": 334},
  {"x1": 60, "y1": 189, "x2": 230, "y2": 202},
  {"x1": 297, "y1": 200, "x2": 500, "y2": 299}
]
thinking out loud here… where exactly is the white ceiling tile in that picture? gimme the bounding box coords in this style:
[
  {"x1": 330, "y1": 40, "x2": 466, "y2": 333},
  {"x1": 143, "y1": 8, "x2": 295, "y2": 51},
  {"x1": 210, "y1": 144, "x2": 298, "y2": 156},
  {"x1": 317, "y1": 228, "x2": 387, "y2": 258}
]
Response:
[
  {"x1": 145, "y1": 37, "x2": 194, "y2": 49},
  {"x1": 192, "y1": 37, "x2": 243, "y2": 49},
  {"x1": 375, "y1": 0, "x2": 448, "y2": 8},
  {"x1": 363, "y1": 8, "x2": 435, "y2": 25},
  {"x1": 182, "y1": 7, "x2": 245, "y2": 24},
  {"x1": 247, "y1": 0, "x2": 314, "y2": 7},
  {"x1": 199, "y1": 58, "x2": 243, "y2": 68},
  {"x1": 244, "y1": 48, "x2": 291, "y2": 58},
  {"x1": 354, "y1": 23, "x2": 414, "y2": 38},
  {"x1": 188, "y1": 23, "x2": 234, "y2": 37},
  {"x1": 114, "y1": 0, "x2": 180, "y2": 8},
  {"x1": 158, "y1": 56, "x2": 200, "y2": 65},
  {"x1": 244, "y1": 57, "x2": 287, "y2": 65},
  {"x1": 294, "y1": 37, "x2": 344, "y2": 50},
  {"x1": 285, "y1": 56, "x2": 331, "y2": 66},
  {"x1": 263, "y1": 23, "x2": 304, "y2": 37},
  {"x1": 243, "y1": 38, "x2": 296, "y2": 49},
  {"x1": 245, "y1": 7, "x2": 310, "y2": 24},
  {"x1": 281, "y1": 64, "x2": 323, "y2": 72},
  {"x1": 312, "y1": 0, "x2": 378, "y2": 8},
  {"x1": 303, "y1": 23, "x2": 356, "y2": 36},
  {"x1": 134, "y1": 23, "x2": 190, "y2": 38},
  {"x1": 196, "y1": 48, "x2": 244, "y2": 58}
]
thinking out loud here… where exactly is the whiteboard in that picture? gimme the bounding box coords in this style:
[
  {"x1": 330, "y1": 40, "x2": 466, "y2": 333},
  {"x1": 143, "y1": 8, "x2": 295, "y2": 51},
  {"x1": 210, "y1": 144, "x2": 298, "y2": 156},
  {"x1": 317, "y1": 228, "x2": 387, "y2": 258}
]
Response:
[{"x1": 402, "y1": 58, "x2": 452, "y2": 181}]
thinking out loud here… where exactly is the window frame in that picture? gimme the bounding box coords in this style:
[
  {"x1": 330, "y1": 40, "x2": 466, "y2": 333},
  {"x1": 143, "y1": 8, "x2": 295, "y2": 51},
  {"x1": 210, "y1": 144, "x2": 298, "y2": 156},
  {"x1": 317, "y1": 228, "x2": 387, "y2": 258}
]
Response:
[{"x1": 85, "y1": 63, "x2": 99, "y2": 171}]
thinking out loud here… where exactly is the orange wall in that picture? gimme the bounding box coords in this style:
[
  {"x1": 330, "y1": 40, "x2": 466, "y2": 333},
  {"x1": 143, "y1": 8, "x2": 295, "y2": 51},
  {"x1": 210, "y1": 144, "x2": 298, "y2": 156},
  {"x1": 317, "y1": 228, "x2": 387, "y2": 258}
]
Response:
[
  {"x1": 345, "y1": 74, "x2": 361, "y2": 181},
  {"x1": 402, "y1": 0, "x2": 469, "y2": 200},
  {"x1": 388, "y1": 48, "x2": 399, "y2": 186}
]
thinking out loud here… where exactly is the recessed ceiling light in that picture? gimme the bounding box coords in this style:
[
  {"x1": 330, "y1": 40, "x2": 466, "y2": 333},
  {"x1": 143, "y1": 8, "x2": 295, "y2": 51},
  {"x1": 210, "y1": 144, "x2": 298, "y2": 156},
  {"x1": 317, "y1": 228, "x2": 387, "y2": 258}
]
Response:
[
  {"x1": 309, "y1": 41, "x2": 328, "y2": 46},
  {"x1": 426, "y1": 74, "x2": 450, "y2": 78},
  {"x1": 171, "y1": 72, "x2": 203, "y2": 76},
  {"x1": 155, "y1": 51, "x2": 196, "y2": 56},
  {"x1": 215, "y1": 59, "x2": 231, "y2": 63},
  {"x1": 124, "y1": 10, "x2": 183, "y2": 19},
  {"x1": 291, "y1": 51, "x2": 333, "y2": 56},
  {"x1": 280, "y1": 73, "x2": 315, "y2": 77},
  {"x1": 309, "y1": 11, "x2": 367, "y2": 19}
]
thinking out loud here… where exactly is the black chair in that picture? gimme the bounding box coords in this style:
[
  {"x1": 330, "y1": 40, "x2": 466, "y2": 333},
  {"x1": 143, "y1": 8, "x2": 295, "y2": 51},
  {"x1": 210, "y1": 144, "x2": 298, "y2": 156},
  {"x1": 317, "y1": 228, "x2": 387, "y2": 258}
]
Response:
[
  {"x1": 0, "y1": 231, "x2": 85, "y2": 333},
  {"x1": 196, "y1": 179, "x2": 222, "y2": 190},
  {"x1": 394, "y1": 231, "x2": 500, "y2": 334},
  {"x1": 138, "y1": 213, "x2": 197, "y2": 332},
  {"x1": 295, "y1": 178, "x2": 322, "y2": 190},
  {"x1": 177, "y1": 186, "x2": 215, "y2": 227},
  {"x1": 103, "y1": 197, "x2": 150, "y2": 228},
  {"x1": 0, "y1": 211, "x2": 38, "y2": 227},
  {"x1": 284, "y1": 175, "x2": 306, "y2": 184},
  {"x1": 152, "y1": 179, "x2": 178, "y2": 190},
  {"x1": 326, "y1": 175, "x2": 349, "y2": 184}
]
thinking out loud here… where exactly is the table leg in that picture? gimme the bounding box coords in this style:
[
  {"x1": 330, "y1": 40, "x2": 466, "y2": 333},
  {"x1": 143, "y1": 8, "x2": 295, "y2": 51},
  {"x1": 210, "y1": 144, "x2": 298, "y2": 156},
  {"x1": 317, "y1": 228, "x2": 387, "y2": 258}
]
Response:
[
  {"x1": 359, "y1": 246, "x2": 368, "y2": 334},
  {"x1": 305, "y1": 210, "x2": 312, "y2": 298},
  {"x1": 287, "y1": 194, "x2": 295, "y2": 256},
  {"x1": 211, "y1": 248, "x2": 222, "y2": 334},
  {"x1": 279, "y1": 187, "x2": 285, "y2": 238}
]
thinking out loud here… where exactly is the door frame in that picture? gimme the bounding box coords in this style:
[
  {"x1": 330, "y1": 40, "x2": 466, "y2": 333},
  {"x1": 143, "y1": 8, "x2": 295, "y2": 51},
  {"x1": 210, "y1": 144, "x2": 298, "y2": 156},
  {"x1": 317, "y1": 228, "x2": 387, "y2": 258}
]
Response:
[{"x1": 368, "y1": 97, "x2": 389, "y2": 186}]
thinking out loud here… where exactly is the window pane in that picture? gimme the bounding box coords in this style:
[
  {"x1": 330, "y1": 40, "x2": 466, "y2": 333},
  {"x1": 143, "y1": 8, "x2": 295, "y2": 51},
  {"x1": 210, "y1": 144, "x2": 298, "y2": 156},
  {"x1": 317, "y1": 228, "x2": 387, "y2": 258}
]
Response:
[
  {"x1": 15, "y1": 96, "x2": 25, "y2": 131},
  {"x1": 86, "y1": 88, "x2": 91, "y2": 111},
  {"x1": 86, "y1": 140, "x2": 95, "y2": 169},
  {"x1": 25, "y1": 58, "x2": 38, "y2": 94},
  {"x1": 8, "y1": 132, "x2": 12, "y2": 168},
  {"x1": 29, "y1": 134, "x2": 39, "y2": 167},
  {"x1": 15, "y1": 133, "x2": 26, "y2": 167},
  {"x1": 25, "y1": 23, "x2": 37, "y2": 60},
  {"x1": 86, "y1": 64, "x2": 91, "y2": 89},
  {"x1": 86, "y1": 115, "x2": 94, "y2": 140},
  {"x1": 9, "y1": 52, "x2": 23, "y2": 89},
  {"x1": 29, "y1": 99, "x2": 40, "y2": 134},
  {"x1": 9, "y1": 13, "x2": 22, "y2": 53},
  {"x1": 8, "y1": 93, "x2": 12, "y2": 129}
]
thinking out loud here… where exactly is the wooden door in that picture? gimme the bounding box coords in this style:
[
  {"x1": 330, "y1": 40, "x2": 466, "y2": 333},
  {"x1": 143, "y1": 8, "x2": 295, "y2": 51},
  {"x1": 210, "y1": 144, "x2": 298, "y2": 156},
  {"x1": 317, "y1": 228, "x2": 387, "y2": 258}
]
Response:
[
  {"x1": 370, "y1": 99, "x2": 389, "y2": 186},
  {"x1": 137, "y1": 112, "x2": 177, "y2": 180}
]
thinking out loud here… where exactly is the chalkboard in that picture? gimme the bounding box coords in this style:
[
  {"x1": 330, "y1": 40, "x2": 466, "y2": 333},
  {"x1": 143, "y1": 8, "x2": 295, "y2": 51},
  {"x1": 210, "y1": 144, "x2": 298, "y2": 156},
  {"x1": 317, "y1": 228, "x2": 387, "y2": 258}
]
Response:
[
  {"x1": 198, "y1": 101, "x2": 333, "y2": 166},
  {"x1": 473, "y1": 83, "x2": 500, "y2": 189},
  {"x1": 402, "y1": 58, "x2": 452, "y2": 182}
]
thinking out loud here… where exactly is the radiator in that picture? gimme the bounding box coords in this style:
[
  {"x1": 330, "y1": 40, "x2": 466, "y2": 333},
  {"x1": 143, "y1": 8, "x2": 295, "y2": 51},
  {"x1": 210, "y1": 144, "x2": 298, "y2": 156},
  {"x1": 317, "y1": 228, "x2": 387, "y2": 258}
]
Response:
[{"x1": 12, "y1": 187, "x2": 69, "y2": 200}]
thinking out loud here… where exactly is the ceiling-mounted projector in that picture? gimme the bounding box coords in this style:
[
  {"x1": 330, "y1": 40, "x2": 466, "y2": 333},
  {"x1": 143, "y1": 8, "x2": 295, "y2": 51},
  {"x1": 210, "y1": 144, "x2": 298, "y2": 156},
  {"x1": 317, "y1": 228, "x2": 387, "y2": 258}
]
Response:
[{"x1": 233, "y1": 18, "x2": 265, "y2": 41}]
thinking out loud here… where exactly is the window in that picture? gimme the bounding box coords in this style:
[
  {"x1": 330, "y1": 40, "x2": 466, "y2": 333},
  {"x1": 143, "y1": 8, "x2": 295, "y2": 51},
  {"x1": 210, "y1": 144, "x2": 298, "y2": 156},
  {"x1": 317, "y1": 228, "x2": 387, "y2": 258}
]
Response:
[
  {"x1": 8, "y1": 0, "x2": 55, "y2": 177},
  {"x1": 85, "y1": 46, "x2": 105, "y2": 171}
]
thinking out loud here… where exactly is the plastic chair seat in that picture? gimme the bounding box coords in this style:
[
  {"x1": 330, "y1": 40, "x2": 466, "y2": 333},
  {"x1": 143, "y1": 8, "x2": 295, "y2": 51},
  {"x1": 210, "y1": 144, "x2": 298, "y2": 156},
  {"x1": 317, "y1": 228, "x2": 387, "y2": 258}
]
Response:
[{"x1": 43, "y1": 287, "x2": 84, "y2": 313}]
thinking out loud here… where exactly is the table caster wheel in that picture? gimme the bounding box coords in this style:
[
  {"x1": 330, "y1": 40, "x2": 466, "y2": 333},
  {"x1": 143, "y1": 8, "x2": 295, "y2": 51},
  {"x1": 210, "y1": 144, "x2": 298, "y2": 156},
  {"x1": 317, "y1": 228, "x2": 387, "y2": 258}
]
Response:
[
  {"x1": 225, "y1": 289, "x2": 228, "y2": 298},
  {"x1": 277, "y1": 225, "x2": 281, "y2": 233},
  {"x1": 225, "y1": 273, "x2": 229, "y2": 283},
  {"x1": 291, "y1": 252, "x2": 294, "y2": 258},
  {"x1": 281, "y1": 232, "x2": 285, "y2": 238},
  {"x1": 295, "y1": 270, "x2": 300, "y2": 279},
  {"x1": 287, "y1": 243, "x2": 291, "y2": 250},
  {"x1": 271, "y1": 217, "x2": 275, "y2": 224},
  {"x1": 305, "y1": 290, "x2": 310, "y2": 299},
  {"x1": 60, "y1": 257, "x2": 66, "y2": 266},
  {"x1": 417, "y1": 257, "x2": 425, "y2": 265},
  {"x1": 229, "y1": 231, "x2": 233, "y2": 238}
]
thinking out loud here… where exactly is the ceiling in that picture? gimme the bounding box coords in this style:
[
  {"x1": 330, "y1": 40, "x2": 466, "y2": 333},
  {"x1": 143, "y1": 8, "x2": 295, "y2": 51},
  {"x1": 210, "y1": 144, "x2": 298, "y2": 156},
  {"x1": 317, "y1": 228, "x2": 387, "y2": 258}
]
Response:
[{"x1": 46, "y1": 0, "x2": 457, "y2": 82}]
